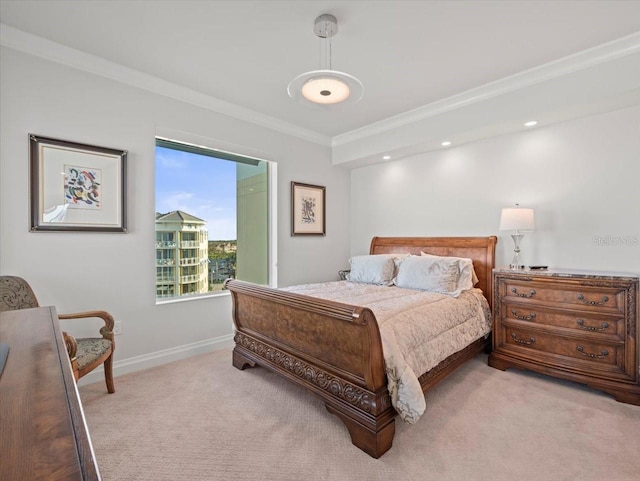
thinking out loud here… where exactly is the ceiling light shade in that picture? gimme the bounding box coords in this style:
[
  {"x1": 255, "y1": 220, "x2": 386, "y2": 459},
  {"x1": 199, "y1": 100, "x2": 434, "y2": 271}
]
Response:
[
  {"x1": 288, "y1": 70, "x2": 363, "y2": 105},
  {"x1": 288, "y1": 14, "x2": 363, "y2": 106}
]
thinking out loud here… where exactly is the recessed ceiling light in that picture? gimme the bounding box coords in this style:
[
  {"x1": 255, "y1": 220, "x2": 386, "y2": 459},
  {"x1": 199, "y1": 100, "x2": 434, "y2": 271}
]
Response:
[
  {"x1": 524, "y1": 120, "x2": 538, "y2": 127},
  {"x1": 382, "y1": 155, "x2": 391, "y2": 160},
  {"x1": 441, "y1": 141, "x2": 452, "y2": 147}
]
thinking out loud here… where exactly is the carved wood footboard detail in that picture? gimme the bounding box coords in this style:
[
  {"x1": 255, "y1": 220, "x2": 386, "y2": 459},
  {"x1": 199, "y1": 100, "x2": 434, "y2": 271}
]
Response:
[
  {"x1": 232, "y1": 333, "x2": 396, "y2": 458},
  {"x1": 234, "y1": 332, "x2": 391, "y2": 414},
  {"x1": 232, "y1": 348, "x2": 256, "y2": 370}
]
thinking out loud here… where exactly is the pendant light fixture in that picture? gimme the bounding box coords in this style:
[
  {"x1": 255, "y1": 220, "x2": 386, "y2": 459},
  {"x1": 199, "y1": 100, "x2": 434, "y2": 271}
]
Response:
[{"x1": 288, "y1": 14, "x2": 364, "y2": 105}]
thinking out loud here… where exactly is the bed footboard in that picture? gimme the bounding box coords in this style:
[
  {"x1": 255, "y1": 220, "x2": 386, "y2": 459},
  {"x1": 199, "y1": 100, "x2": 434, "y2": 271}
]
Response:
[{"x1": 225, "y1": 279, "x2": 395, "y2": 458}]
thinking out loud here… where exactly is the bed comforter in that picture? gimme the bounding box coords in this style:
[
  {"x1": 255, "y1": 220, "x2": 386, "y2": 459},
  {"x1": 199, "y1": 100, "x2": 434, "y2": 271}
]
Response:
[{"x1": 284, "y1": 281, "x2": 492, "y2": 423}]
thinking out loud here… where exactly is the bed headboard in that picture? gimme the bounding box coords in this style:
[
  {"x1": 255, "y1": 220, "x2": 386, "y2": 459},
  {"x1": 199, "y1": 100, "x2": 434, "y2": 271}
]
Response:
[{"x1": 369, "y1": 236, "x2": 498, "y2": 308}]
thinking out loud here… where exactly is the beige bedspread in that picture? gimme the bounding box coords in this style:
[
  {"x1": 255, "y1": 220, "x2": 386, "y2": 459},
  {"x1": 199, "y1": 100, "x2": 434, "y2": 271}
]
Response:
[{"x1": 283, "y1": 281, "x2": 492, "y2": 423}]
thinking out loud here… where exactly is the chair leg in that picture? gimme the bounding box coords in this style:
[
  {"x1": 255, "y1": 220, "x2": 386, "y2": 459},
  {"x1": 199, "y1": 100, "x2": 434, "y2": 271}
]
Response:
[{"x1": 104, "y1": 353, "x2": 115, "y2": 394}]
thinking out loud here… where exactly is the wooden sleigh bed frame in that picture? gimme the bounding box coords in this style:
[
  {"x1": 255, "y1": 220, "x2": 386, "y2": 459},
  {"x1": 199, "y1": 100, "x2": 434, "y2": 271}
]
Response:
[{"x1": 225, "y1": 236, "x2": 497, "y2": 458}]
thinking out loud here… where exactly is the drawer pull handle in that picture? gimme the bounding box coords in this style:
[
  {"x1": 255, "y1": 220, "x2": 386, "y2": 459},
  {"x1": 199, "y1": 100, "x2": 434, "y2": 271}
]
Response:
[
  {"x1": 576, "y1": 319, "x2": 610, "y2": 331},
  {"x1": 576, "y1": 346, "x2": 609, "y2": 359},
  {"x1": 511, "y1": 333, "x2": 535, "y2": 345},
  {"x1": 511, "y1": 310, "x2": 536, "y2": 321},
  {"x1": 577, "y1": 294, "x2": 609, "y2": 306},
  {"x1": 511, "y1": 287, "x2": 536, "y2": 298}
]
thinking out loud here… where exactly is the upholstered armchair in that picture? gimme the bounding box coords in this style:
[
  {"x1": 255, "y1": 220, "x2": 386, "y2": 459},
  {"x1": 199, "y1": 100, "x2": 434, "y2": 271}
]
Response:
[{"x1": 0, "y1": 275, "x2": 115, "y2": 393}]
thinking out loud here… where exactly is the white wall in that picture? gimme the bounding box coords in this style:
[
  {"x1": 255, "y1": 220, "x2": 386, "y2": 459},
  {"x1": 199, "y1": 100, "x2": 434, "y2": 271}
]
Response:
[
  {"x1": 351, "y1": 105, "x2": 640, "y2": 274},
  {"x1": 0, "y1": 48, "x2": 351, "y2": 377},
  {"x1": 3, "y1": 44, "x2": 638, "y2": 385}
]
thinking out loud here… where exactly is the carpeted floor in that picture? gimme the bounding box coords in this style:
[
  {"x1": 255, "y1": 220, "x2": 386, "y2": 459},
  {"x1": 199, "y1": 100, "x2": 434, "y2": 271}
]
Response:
[{"x1": 80, "y1": 349, "x2": 640, "y2": 481}]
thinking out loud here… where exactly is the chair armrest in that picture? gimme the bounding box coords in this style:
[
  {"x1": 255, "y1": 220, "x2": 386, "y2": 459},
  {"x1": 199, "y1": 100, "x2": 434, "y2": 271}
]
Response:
[
  {"x1": 63, "y1": 331, "x2": 78, "y2": 359},
  {"x1": 58, "y1": 310, "x2": 115, "y2": 341},
  {"x1": 58, "y1": 310, "x2": 114, "y2": 330},
  {"x1": 62, "y1": 331, "x2": 80, "y2": 381}
]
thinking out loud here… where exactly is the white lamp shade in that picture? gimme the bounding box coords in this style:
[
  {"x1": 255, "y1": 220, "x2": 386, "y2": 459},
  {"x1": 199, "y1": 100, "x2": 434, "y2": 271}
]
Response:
[{"x1": 499, "y1": 207, "x2": 535, "y2": 232}]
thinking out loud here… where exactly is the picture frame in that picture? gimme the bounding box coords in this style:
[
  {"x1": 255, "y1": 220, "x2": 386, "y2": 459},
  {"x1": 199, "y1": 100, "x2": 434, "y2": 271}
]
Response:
[
  {"x1": 291, "y1": 181, "x2": 326, "y2": 236},
  {"x1": 29, "y1": 134, "x2": 127, "y2": 232}
]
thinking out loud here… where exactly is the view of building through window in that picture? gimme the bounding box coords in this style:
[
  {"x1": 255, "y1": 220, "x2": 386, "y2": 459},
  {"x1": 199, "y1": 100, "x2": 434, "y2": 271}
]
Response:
[{"x1": 155, "y1": 139, "x2": 268, "y2": 300}]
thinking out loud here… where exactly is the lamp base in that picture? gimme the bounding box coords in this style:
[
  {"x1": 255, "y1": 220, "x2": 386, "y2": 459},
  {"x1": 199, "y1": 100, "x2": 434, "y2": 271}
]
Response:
[{"x1": 509, "y1": 233, "x2": 525, "y2": 269}]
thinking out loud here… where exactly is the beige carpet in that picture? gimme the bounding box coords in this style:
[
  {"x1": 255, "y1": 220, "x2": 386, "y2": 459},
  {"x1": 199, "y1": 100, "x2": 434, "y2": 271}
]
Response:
[{"x1": 80, "y1": 349, "x2": 640, "y2": 481}]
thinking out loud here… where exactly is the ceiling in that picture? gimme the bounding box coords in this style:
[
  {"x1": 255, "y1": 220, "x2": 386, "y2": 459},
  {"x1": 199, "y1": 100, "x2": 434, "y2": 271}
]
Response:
[{"x1": 2, "y1": 1, "x2": 640, "y2": 164}]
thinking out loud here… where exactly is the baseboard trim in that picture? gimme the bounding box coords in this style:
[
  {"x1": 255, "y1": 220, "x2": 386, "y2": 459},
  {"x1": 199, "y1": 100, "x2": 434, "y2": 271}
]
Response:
[{"x1": 78, "y1": 334, "x2": 234, "y2": 387}]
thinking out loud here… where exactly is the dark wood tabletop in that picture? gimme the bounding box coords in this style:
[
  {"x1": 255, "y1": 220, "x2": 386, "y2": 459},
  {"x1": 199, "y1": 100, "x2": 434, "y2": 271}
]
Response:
[{"x1": 0, "y1": 306, "x2": 101, "y2": 481}]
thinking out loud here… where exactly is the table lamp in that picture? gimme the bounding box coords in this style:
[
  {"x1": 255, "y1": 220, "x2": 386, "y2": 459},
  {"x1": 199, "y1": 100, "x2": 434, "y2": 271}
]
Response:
[{"x1": 499, "y1": 204, "x2": 535, "y2": 269}]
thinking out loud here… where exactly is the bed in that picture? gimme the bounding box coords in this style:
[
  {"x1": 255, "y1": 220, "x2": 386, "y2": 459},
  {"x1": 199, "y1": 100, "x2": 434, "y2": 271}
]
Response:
[{"x1": 225, "y1": 236, "x2": 497, "y2": 458}]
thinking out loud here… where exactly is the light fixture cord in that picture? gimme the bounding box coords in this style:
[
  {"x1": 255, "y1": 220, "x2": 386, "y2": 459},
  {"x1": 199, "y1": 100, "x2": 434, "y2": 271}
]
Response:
[
  {"x1": 324, "y1": 35, "x2": 328, "y2": 69},
  {"x1": 329, "y1": 34, "x2": 332, "y2": 70},
  {"x1": 317, "y1": 22, "x2": 333, "y2": 71}
]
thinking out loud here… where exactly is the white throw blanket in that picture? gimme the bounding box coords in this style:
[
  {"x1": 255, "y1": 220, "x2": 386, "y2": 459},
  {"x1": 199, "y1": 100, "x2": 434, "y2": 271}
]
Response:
[{"x1": 283, "y1": 281, "x2": 491, "y2": 423}]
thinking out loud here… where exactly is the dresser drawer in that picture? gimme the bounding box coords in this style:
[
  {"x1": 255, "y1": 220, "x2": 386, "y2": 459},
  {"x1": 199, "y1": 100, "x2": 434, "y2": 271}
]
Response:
[
  {"x1": 503, "y1": 280, "x2": 625, "y2": 313},
  {"x1": 501, "y1": 302, "x2": 625, "y2": 339},
  {"x1": 503, "y1": 326, "x2": 625, "y2": 374}
]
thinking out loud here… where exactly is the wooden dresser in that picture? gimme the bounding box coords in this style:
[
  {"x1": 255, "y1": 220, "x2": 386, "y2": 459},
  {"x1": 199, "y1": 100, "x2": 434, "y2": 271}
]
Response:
[
  {"x1": 0, "y1": 306, "x2": 101, "y2": 481},
  {"x1": 489, "y1": 268, "x2": 640, "y2": 405}
]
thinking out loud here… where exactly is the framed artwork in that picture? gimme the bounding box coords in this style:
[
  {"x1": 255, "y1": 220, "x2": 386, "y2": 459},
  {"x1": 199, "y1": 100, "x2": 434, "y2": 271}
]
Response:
[
  {"x1": 29, "y1": 134, "x2": 127, "y2": 232},
  {"x1": 291, "y1": 181, "x2": 326, "y2": 236}
]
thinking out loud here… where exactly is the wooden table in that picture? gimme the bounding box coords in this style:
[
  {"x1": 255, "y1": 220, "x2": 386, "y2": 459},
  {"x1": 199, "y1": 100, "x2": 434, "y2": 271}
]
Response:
[{"x1": 0, "y1": 306, "x2": 101, "y2": 480}]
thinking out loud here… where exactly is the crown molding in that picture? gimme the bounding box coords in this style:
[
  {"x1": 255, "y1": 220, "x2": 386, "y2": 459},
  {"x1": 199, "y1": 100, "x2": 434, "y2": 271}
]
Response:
[
  {"x1": 332, "y1": 31, "x2": 640, "y2": 148},
  {"x1": 0, "y1": 23, "x2": 331, "y2": 147},
  {"x1": 3, "y1": 23, "x2": 638, "y2": 155}
]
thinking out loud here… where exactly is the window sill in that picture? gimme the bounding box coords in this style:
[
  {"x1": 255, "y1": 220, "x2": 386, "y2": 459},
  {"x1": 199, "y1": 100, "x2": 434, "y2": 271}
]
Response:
[{"x1": 155, "y1": 290, "x2": 230, "y2": 306}]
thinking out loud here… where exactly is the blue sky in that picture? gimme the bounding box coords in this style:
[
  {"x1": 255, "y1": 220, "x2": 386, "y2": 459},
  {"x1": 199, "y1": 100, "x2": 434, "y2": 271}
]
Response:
[{"x1": 155, "y1": 146, "x2": 237, "y2": 240}]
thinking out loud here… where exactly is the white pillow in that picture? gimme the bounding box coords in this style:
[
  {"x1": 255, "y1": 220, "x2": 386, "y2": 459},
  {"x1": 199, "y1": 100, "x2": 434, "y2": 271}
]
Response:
[
  {"x1": 347, "y1": 255, "x2": 396, "y2": 285},
  {"x1": 393, "y1": 255, "x2": 462, "y2": 295},
  {"x1": 421, "y1": 252, "x2": 478, "y2": 291}
]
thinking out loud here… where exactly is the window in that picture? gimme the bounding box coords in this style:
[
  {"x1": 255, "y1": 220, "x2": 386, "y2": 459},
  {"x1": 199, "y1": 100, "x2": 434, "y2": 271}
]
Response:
[
  {"x1": 155, "y1": 137, "x2": 273, "y2": 302},
  {"x1": 156, "y1": 266, "x2": 174, "y2": 282}
]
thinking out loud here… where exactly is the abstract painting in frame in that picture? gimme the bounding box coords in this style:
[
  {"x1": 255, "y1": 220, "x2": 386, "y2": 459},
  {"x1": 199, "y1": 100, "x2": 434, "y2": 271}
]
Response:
[
  {"x1": 291, "y1": 181, "x2": 325, "y2": 236},
  {"x1": 29, "y1": 134, "x2": 127, "y2": 232}
]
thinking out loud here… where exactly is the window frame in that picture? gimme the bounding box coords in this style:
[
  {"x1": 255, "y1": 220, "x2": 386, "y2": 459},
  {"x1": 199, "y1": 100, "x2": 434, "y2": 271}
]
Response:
[{"x1": 154, "y1": 132, "x2": 277, "y2": 305}]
